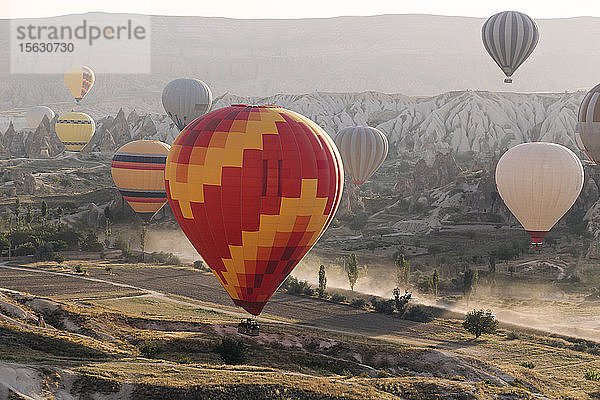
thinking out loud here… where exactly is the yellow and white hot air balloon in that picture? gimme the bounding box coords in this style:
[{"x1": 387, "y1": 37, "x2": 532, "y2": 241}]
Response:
[
  {"x1": 111, "y1": 140, "x2": 171, "y2": 222},
  {"x1": 55, "y1": 112, "x2": 95, "y2": 151},
  {"x1": 26, "y1": 106, "x2": 55, "y2": 129},
  {"x1": 334, "y1": 126, "x2": 388, "y2": 185},
  {"x1": 64, "y1": 65, "x2": 95, "y2": 103},
  {"x1": 495, "y1": 142, "x2": 584, "y2": 244}
]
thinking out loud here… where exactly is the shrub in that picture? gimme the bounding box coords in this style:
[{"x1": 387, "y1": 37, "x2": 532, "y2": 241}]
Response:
[
  {"x1": 520, "y1": 361, "x2": 535, "y2": 369},
  {"x1": 80, "y1": 232, "x2": 103, "y2": 252},
  {"x1": 193, "y1": 260, "x2": 208, "y2": 270},
  {"x1": 150, "y1": 252, "x2": 181, "y2": 265},
  {"x1": 283, "y1": 276, "x2": 313, "y2": 296},
  {"x1": 114, "y1": 235, "x2": 129, "y2": 252},
  {"x1": 506, "y1": 331, "x2": 520, "y2": 340},
  {"x1": 373, "y1": 299, "x2": 395, "y2": 315},
  {"x1": 401, "y1": 304, "x2": 433, "y2": 323},
  {"x1": 14, "y1": 242, "x2": 36, "y2": 256},
  {"x1": 302, "y1": 286, "x2": 315, "y2": 296},
  {"x1": 585, "y1": 369, "x2": 600, "y2": 382},
  {"x1": 74, "y1": 264, "x2": 86, "y2": 274},
  {"x1": 138, "y1": 340, "x2": 161, "y2": 358},
  {"x1": 105, "y1": 266, "x2": 112, "y2": 273},
  {"x1": 54, "y1": 254, "x2": 66, "y2": 264},
  {"x1": 121, "y1": 247, "x2": 137, "y2": 262},
  {"x1": 350, "y1": 298, "x2": 367, "y2": 309},
  {"x1": 214, "y1": 337, "x2": 247, "y2": 364},
  {"x1": 178, "y1": 356, "x2": 192, "y2": 364},
  {"x1": 463, "y1": 309, "x2": 498, "y2": 338},
  {"x1": 330, "y1": 293, "x2": 346, "y2": 303},
  {"x1": 35, "y1": 242, "x2": 55, "y2": 261}
]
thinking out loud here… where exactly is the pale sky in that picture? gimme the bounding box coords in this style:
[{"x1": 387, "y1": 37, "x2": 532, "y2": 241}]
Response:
[{"x1": 3, "y1": 0, "x2": 600, "y2": 19}]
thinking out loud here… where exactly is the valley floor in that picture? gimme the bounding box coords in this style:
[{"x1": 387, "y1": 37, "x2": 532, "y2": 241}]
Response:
[{"x1": 0, "y1": 260, "x2": 599, "y2": 398}]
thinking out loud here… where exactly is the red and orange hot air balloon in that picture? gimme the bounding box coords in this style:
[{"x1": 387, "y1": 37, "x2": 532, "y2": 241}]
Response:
[{"x1": 165, "y1": 104, "x2": 343, "y2": 315}]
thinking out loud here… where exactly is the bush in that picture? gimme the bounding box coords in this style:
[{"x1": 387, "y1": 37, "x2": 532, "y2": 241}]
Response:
[
  {"x1": 138, "y1": 340, "x2": 161, "y2": 358},
  {"x1": 463, "y1": 309, "x2": 498, "y2": 338},
  {"x1": 121, "y1": 247, "x2": 137, "y2": 263},
  {"x1": 506, "y1": 331, "x2": 520, "y2": 340},
  {"x1": 585, "y1": 369, "x2": 600, "y2": 382},
  {"x1": 401, "y1": 304, "x2": 433, "y2": 323},
  {"x1": 372, "y1": 299, "x2": 395, "y2": 315},
  {"x1": 350, "y1": 298, "x2": 367, "y2": 309},
  {"x1": 114, "y1": 235, "x2": 129, "y2": 252},
  {"x1": 35, "y1": 242, "x2": 55, "y2": 261},
  {"x1": 54, "y1": 254, "x2": 66, "y2": 264},
  {"x1": 283, "y1": 276, "x2": 313, "y2": 296},
  {"x1": 105, "y1": 266, "x2": 112, "y2": 273},
  {"x1": 14, "y1": 242, "x2": 36, "y2": 256},
  {"x1": 302, "y1": 286, "x2": 315, "y2": 296},
  {"x1": 330, "y1": 293, "x2": 346, "y2": 303},
  {"x1": 520, "y1": 361, "x2": 535, "y2": 369},
  {"x1": 149, "y1": 252, "x2": 181, "y2": 265},
  {"x1": 214, "y1": 337, "x2": 247, "y2": 364},
  {"x1": 80, "y1": 232, "x2": 103, "y2": 252},
  {"x1": 74, "y1": 264, "x2": 86, "y2": 274},
  {"x1": 193, "y1": 260, "x2": 208, "y2": 271}
]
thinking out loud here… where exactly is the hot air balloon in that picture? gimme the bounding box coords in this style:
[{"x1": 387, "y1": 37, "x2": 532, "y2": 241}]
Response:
[
  {"x1": 64, "y1": 65, "x2": 95, "y2": 103},
  {"x1": 162, "y1": 78, "x2": 212, "y2": 130},
  {"x1": 482, "y1": 11, "x2": 539, "y2": 83},
  {"x1": 111, "y1": 140, "x2": 171, "y2": 222},
  {"x1": 575, "y1": 83, "x2": 600, "y2": 164},
  {"x1": 26, "y1": 106, "x2": 55, "y2": 129},
  {"x1": 495, "y1": 142, "x2": 583, "y2": 245},
  {"x1": 334, "y1": 126, "x2": 388, "y2": 185},
  {"x1": 165, "y1": 104, "x2": 344, "y2": 316},
  {"x1": 55, "y1": 112, "x2": 95, "y2": 151}
]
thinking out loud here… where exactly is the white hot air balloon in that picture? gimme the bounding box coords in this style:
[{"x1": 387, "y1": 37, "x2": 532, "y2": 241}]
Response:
[
  {"x1": 495, "y1": 142, "x2": 584, "y2": 244},
  {"x1": 334, "y1": 126, "x2": 388, "y2": 185},
  {"x1": 162, "y1": 78, "x2": 212, "y2": 130},
  {"x1": 26, "y1": 106, "x2": 55, "y2": 129}
]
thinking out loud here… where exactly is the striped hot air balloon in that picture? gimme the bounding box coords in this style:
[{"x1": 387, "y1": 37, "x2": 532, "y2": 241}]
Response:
[
  {"x1": 495, "y1": 142, "x2": 583, "y2": 245},
  {"x1": 334, "y1": 126, "x2": 388, "y2": 185},
  {"x1": 575, "y1": 83, "x2": 600, "y2": 164},
  {"x1": 482, "y1": 11, "x2": 539, "y2": 83},
  {"x1": 165, "y1": 104, "x2": 344, "y2": 315},
  {"x1": 162, "y1": 78, "x2": 212, "y2": 130},
  {"x1": 55, "y1": 112, "x2": 95, "y2": 151},
  {"x1": 26, "y1": 106, "x2": 55, "y2": 129},
  {"x1": 111, "y1": 140, "x2": 171, "y2": 222},
  {"x1": 64, "y1": 65, "x2": 95, "y2": 103}
]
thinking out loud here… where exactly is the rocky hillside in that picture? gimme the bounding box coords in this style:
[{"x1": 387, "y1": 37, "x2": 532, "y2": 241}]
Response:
[{"x1": 0, "y1": 90, "x2": 585, "y2": 163}]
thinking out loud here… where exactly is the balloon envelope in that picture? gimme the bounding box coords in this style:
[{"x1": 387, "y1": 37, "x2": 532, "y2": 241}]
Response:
[
  {"x1": 495, "y1": 142, "x2": 583, "y2": 244},
  {"x1": 55, "y1": 112, "x2": 95, "y2": 151},
  {"x1": 64, "y1": 66, "x2": 95, "y2": 103},
  {"x1": 162, "y1": 78, "x2": 212, "y2": 130},
  {"x1": 575, "y1": 83, "x2": 600, "y2": 164},
  {"x1": 334, "y1": 126, "x2": 388, "y2": 185},
  {"x1": 26, "y1": 106, "x2": 54, "y2": 129},
  {"x1": 112, "y1": 140, "x2": 171, "y2": 221},
  {"x1": 165, "y1": 104, "x2": 344, "y2": 315},
  {"x1": 482, "y1": 11, "x2": 539, "y2": 83}
]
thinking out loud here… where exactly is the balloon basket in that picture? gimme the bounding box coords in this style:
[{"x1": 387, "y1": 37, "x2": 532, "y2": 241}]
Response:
[
  {"x1": 504, "y1": 78, "x2": 513, "y2": 84},
  {"x1": 238, "y1": 318, "x2": 260, "y2": 336}
]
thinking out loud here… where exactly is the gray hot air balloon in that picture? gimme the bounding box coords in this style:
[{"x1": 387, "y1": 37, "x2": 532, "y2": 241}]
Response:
[
  {"x1": 162, "y1": 78, "x2": 212, "y2": 130},
  {"x1": 26, "y1": 106, "x2": 55, "y2": 129},
  {"x1": 482, "y1": 11, "x2": 539, "y2": 83},
  {"x1": 575, "y1": 83, "x2": 600, "y2": 164},
  {"x1": 334, "y1": 126, "x2": 388, "y2": 185}
]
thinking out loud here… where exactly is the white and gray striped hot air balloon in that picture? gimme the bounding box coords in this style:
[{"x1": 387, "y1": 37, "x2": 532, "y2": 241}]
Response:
[
  {"x1": 334, "y1": 126, "x2": 388, "y2": 186},
  {"x1": 162, "y1": 78, "x2": 212, "y2": 131},
  {"x1": 575, "y1": 83, "x2": 600, "y2": 164},
  {"x1": 482, "y1": 11, "x2": 539, "y2": 83},
  {"x1": 26, "y1": 106, "x2": 55, "y2": 129}
]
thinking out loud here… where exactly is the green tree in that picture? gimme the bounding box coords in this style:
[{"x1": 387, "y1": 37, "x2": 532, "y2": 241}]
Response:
[
  {"x1": 392, "y1": 288, "x2": 411, "y2": 313},
  {"x1": 488, "y1": 252, "x2": 496, "y2": 285},
  {"x1": 463, "y1": 309, "x2": 498, "y2": 339},
  {"x1": 432, "y1": 269, "x2": 439, "y2": 297},
  {"x1": 25, "y1": 204, "x2": 33, "y2": 226},
  {"x1": 463, "y1": 268, "x2": 475, "y2": 303},
  {"x1": 346, "y1": 253, "x2": 359, "y2": 291},
  {"x1": 40, "y1": 201, "x2": 48, "y2": 225},
  {"x1": 56, "y1": 207, "x2": 64, "y2": 225},
  {"x1": 318, "y1": 264, "x2": 327, "y2": 298},
  {"x1": 395, "y1": 253, "x2": 411, "y2": 287},
  {"x1": 140, "y1": 226, "x2": 147, "y2": 262},
  {"x1": 14, "y1": 198, "x2": 21, "y2": 227}
]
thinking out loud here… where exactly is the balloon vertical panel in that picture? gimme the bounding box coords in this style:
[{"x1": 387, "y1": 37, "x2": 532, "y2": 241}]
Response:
[{"x1": 165, "y1": 105, "x2": 343, "y2": 315}]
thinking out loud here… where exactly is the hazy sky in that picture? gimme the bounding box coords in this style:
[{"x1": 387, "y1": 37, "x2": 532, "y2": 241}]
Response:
[{"x1": 3, "y1": 0, "x2": 600, "y2": 19}]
